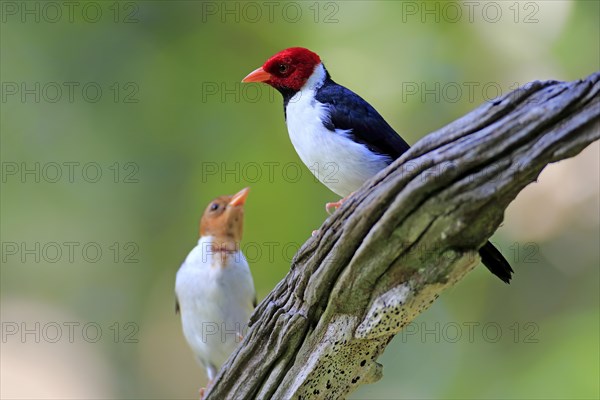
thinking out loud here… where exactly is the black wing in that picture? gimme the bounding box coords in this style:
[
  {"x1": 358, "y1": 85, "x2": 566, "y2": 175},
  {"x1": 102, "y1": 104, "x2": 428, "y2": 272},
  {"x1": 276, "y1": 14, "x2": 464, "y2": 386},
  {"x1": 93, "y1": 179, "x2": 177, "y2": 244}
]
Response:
[
  {"x1": 315, "y1": 75, "x2": 513, "y2": 283},
  {"x1": 175, "y1": 297, "x2": 180, "y2": 314},
  {"x1": 317, "y1": 76, "x2": 513, "y2": 284},
  {"x1": 315, "y1": 77, "x2": 410, "y2": 160}
]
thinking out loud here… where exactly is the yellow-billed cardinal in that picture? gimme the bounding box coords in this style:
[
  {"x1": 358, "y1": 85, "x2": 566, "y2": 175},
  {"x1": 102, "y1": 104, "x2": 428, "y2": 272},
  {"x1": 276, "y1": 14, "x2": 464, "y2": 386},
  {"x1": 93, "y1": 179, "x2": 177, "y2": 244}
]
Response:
[
  {"x1": 242, "y1": 47, "x2": 513, "y2": 283},
  {"x1": 175, "y1": 187, "x2": 256, "y2": 395}
]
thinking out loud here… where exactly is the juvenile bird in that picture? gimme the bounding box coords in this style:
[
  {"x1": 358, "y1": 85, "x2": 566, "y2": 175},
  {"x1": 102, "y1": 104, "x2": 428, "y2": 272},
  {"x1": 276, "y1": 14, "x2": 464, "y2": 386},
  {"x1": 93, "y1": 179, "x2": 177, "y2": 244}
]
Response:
[
  {"x1": 175, "y1": 187, "x2": 256, "y2": 396},
  {"x1": 242, "y1": 47, "x2": 513, "y2": 283}
]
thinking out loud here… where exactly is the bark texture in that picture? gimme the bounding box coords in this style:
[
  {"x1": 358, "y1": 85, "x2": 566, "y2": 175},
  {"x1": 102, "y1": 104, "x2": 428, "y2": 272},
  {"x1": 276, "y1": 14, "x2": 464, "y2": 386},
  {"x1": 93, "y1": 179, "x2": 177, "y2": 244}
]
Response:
[{"x1": 206, "y1": 72, "x2": 600, "y2": 399}]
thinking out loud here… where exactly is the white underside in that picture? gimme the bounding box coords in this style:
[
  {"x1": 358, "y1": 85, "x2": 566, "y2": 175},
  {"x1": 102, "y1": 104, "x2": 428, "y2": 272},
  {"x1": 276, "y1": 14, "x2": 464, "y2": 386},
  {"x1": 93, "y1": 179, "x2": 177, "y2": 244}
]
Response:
[
  {"x1": 175, "y1": 236, "x2": 255, "y2": 381},
  {"x1": 285, "y1": 64, "x2": 391, "y2": 197}
]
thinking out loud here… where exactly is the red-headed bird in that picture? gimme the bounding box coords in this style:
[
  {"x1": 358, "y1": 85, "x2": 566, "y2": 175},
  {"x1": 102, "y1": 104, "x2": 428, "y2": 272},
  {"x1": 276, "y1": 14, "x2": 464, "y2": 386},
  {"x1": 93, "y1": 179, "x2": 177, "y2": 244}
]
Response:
[{"x1": 242, "y1": 47, "x2": 513, "y2": 283}]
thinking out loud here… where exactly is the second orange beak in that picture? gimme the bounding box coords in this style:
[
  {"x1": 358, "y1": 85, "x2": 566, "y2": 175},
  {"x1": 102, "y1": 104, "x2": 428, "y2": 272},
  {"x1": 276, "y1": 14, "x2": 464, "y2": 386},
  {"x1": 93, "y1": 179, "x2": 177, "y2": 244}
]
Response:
[{"x1": 229, "y1": 187, "x2": 250, "y2": 207}]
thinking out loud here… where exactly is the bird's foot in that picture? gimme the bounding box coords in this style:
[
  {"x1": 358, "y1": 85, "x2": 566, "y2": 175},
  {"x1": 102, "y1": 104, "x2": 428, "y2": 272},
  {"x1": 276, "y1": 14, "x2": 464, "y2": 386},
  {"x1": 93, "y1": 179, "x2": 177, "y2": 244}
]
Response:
[
  {"x1": 236, "y1": 332, "x2": 244, "y2": 342},
  {"x1": 199, "y1": 379, "x2": 214, "y2": 400},
  {"x1": 325, "y1": 199, "x2": 344, "y2": 215},
  {"x1": 325, "y1": 194, "x2": 353, "y2": 215}
]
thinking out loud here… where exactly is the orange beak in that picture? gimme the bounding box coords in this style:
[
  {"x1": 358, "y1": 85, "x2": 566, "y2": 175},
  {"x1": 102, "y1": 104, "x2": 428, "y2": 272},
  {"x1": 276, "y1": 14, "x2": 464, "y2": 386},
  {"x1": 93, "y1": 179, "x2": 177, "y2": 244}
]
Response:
[
  {"x1": 229, "y1": 187, "x2": 250, "y2": 207},
  {"x1": 242, "y1": 67, "x2": 272, "y2": 83}
]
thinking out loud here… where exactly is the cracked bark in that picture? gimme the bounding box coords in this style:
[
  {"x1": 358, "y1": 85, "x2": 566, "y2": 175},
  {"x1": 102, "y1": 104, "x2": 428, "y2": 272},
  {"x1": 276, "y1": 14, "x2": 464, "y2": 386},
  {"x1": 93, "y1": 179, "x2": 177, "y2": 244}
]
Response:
[{"x1": 205, "y1": 72, "x2": 600, "y2": 399}]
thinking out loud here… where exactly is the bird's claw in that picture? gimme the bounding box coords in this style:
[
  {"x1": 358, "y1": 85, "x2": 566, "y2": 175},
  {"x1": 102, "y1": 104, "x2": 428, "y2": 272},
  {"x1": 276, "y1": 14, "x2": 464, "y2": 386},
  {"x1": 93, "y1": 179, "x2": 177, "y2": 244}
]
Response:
[
  {"x1": 199, "y1": 377, "x2": 215, "y2": 400},
  {"x1": 325, "y1": 200, "x2": 344, "y2": 215}
]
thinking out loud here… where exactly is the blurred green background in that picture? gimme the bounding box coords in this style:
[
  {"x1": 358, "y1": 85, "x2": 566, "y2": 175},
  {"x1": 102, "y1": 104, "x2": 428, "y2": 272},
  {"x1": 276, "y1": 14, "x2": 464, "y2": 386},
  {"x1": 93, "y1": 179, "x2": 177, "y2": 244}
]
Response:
[{"x1": 1, "y1": 1, "x2": 598, "y2": 399}]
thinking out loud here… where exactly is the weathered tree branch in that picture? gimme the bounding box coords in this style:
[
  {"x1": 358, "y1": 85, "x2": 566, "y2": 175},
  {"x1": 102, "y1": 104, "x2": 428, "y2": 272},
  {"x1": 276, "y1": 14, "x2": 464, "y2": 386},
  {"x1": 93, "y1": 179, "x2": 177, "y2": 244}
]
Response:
[{"x1": 206, "y1": 72, "x2": 600, "y2": 399}]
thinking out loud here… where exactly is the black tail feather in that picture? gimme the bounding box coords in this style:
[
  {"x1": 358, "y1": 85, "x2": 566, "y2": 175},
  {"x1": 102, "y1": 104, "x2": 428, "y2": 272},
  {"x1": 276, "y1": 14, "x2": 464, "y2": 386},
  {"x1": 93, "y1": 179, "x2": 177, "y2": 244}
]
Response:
[{"x1": 478, "y1": 241, "x2": 514, "y2": 284}]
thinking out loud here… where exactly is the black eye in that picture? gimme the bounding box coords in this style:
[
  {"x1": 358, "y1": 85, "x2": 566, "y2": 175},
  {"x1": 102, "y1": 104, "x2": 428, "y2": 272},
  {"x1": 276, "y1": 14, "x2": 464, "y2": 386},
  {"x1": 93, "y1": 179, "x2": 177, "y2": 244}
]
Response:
[
  {"x1": 278, "y1": 64, "x2": 288, "y2": 74},
  {"x1": 210, "y1": 203, "x2": 219, "y2": 211}
]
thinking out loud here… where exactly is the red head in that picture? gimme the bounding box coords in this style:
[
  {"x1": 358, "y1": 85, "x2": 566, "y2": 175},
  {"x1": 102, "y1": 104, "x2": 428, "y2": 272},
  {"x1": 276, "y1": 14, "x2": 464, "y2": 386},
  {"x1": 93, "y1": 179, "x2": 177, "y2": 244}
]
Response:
[{"x1": 242, "y1": 47, "x2": 322, "y2": 92}]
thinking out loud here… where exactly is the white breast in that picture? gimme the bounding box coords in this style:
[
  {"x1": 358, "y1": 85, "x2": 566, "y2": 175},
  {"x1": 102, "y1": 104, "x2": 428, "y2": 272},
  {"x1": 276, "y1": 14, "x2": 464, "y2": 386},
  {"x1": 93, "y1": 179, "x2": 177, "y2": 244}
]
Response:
[
  {"x1": 285, "y1": 65, "x2": 391, "y2": 197},
  {"x1": 175, "y1": 236, "x2": 255, "y2": 380}
]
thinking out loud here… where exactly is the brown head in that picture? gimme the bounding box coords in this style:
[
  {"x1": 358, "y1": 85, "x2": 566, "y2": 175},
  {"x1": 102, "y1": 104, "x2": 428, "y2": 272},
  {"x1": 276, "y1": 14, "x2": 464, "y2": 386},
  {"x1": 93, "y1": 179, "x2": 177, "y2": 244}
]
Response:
[{"x1": 199, "y1": 187, "x2": 249, "y2": 252}]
